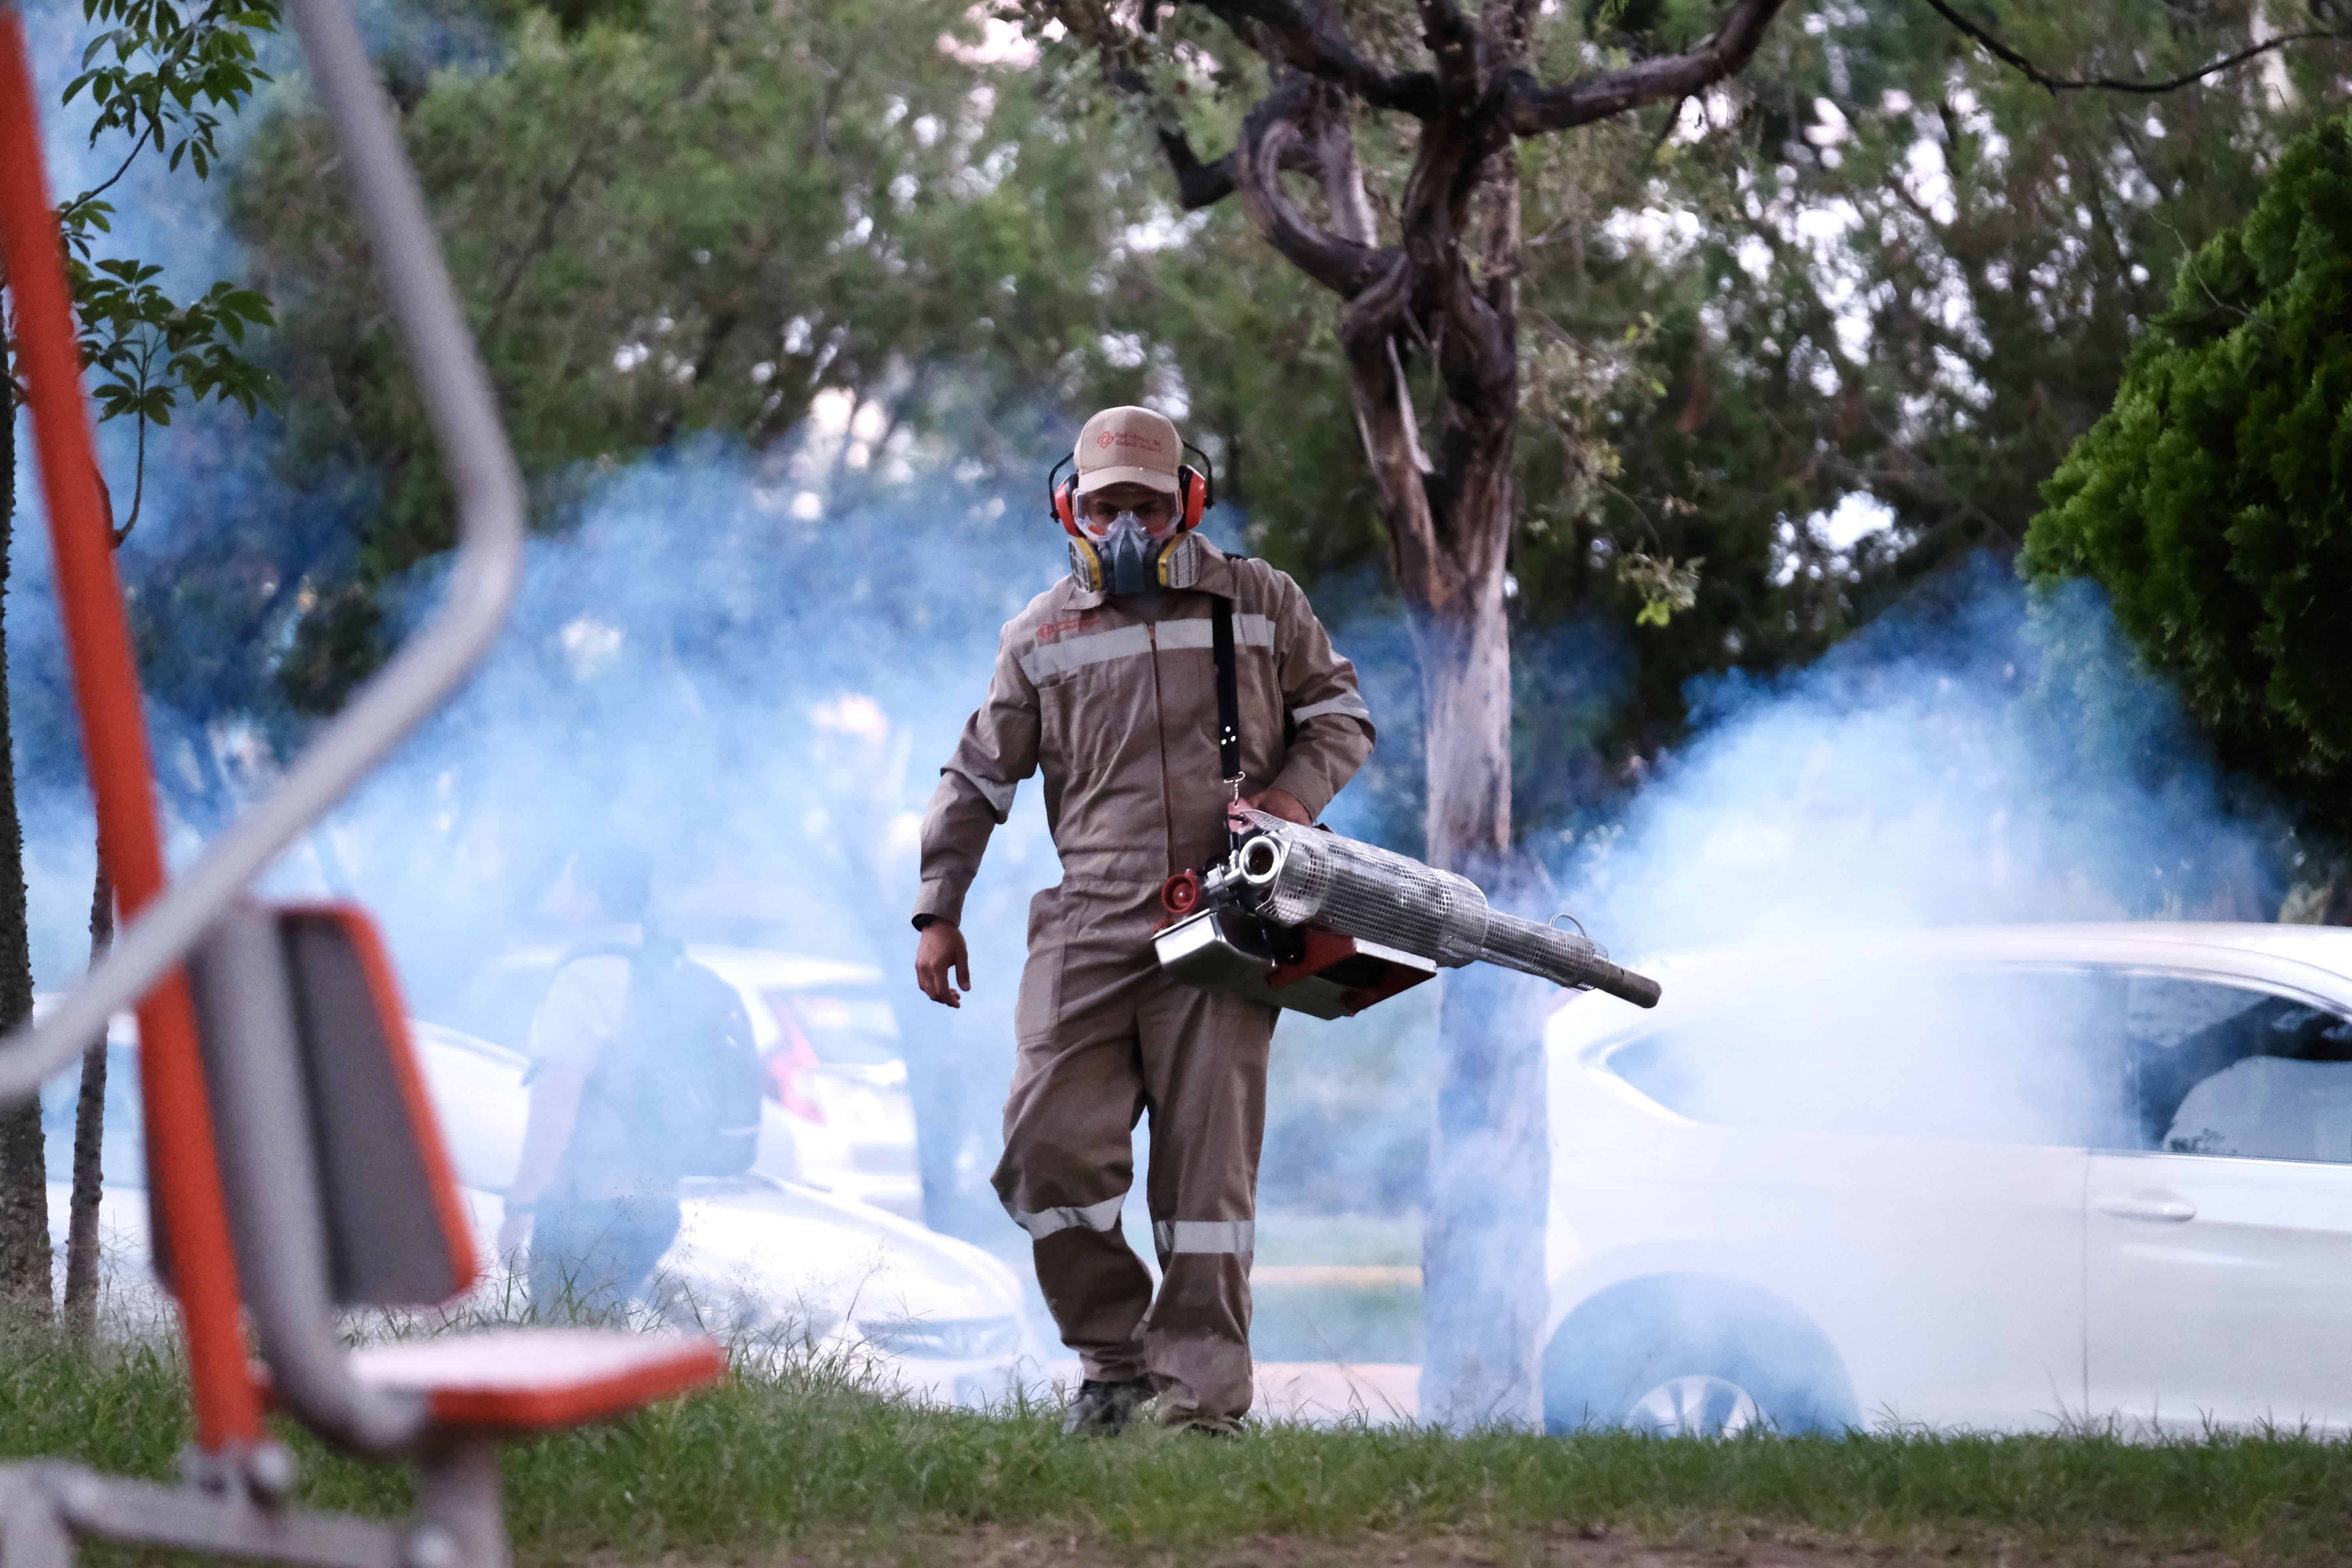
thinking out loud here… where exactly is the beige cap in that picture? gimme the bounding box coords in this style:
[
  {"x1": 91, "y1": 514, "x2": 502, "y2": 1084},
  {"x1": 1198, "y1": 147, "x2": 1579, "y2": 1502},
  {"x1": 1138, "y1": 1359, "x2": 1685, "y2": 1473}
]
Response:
[{"x1": 1074, "y1": 405, "x2": 1182, "y2": 495}]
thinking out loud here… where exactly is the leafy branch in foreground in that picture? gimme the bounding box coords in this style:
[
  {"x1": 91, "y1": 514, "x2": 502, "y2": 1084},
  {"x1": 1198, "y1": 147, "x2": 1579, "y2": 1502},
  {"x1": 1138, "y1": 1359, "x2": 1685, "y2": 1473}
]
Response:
[
  {"x1": 70, "y1": 259, "x2": 273, "y2": 539},
  {"x1": 48, "y1": 0, "x2": 282, "y2": 538}
]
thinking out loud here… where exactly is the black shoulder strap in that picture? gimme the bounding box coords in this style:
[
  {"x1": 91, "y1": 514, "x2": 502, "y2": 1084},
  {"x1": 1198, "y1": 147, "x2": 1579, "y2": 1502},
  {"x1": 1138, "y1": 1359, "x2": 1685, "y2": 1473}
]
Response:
[{"x1": 1211, "y1": 596, "x2": 1243, "y2": 797}]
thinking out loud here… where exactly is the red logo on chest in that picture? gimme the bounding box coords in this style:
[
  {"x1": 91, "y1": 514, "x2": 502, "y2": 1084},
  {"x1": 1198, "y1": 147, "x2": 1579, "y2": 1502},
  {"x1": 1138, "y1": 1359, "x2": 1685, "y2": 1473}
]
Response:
[{"x1": 1036, "y1": 614, "x2": 1096, "y2": 644}]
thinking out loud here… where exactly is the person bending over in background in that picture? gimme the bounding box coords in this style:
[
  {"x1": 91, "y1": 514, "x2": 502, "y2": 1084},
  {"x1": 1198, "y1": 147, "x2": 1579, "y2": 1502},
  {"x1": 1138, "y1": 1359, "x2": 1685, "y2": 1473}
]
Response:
[
  {"x1": 498, "y1": 844, "x2": 682, "y2": 1315},
  {"x1": 911, "y1": 405, "x2": 1375, "y2": 1435}
]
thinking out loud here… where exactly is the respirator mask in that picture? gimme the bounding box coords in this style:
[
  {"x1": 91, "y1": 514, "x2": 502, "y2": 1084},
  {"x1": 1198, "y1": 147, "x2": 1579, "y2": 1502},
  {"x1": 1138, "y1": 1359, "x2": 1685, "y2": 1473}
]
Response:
[
  {"x1": 1065, "y1": 511, "x2": 1202, "y2": 596},
  {"x1": 1091, "y1": 511, "x2": 1167, "y2": 598}
]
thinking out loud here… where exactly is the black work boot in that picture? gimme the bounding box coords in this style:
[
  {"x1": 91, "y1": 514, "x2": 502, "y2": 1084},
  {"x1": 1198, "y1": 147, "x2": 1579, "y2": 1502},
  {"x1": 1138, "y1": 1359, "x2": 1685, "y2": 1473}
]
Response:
[{"x1": 1060, "y1": 1376, "x2": 1154, "y2": 1437}]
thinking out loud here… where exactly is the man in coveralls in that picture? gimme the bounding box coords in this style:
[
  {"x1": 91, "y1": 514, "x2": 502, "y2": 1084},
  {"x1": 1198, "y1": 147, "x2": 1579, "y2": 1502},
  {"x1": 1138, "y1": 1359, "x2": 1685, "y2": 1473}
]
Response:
[{"x1": 912, "y1": 406, "x2": 1374, "y2": 1434}]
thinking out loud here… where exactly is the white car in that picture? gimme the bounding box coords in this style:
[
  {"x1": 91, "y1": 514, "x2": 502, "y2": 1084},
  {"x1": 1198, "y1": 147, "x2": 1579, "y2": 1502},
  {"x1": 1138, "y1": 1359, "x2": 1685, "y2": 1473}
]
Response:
[
  {"x1": 40, "y1": 1018, "x2": 1034, "y2": 1407},
  {"x1": 1544, "y1": 922, "x2": 2352, "y2": 1438},
  {"x1": 454, "y1": 946, "x2": 920, "y2": 1219}
]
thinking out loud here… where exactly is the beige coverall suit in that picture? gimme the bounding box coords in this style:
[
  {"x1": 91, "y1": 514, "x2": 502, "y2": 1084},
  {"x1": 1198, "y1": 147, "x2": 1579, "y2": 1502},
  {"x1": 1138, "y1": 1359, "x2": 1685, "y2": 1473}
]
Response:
[{"x1": 913, "y1": 537, "x2": 1374, "y2": 1423}]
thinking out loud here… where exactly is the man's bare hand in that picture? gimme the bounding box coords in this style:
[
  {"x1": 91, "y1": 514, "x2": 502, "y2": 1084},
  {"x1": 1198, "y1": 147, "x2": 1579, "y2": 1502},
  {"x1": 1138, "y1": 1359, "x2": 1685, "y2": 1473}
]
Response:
[
  {"x1": 1243, "y1": 786, "x2": 1312, "y2": 826},
  {"x1": 916, "y1": 920, "x2": 972, "y2": 1007}
]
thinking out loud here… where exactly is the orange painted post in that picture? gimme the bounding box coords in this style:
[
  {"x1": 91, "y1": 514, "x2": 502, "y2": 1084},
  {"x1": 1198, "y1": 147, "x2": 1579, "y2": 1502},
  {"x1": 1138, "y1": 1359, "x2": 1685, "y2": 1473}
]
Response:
[{"x1": 0, "y1": 9, "x2": 262, "y2": 1451}]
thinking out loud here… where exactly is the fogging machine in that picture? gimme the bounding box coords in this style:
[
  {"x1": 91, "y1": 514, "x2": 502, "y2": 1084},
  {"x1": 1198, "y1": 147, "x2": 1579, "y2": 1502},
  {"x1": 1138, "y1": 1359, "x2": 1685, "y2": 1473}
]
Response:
[
  {"x1": 1154, "y1": 807, "x2": 1664, "y2": 1018},
  {"x1": 1150, "y1": 598, "x2": 1660, "y2": 1019}
]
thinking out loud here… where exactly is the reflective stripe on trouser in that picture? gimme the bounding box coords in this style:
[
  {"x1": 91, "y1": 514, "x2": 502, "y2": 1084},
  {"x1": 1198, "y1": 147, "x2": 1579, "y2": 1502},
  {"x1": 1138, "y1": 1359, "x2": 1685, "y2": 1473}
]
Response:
[{"x1": 993, "y1": 879, "x2": 1277, "y2": 1425}]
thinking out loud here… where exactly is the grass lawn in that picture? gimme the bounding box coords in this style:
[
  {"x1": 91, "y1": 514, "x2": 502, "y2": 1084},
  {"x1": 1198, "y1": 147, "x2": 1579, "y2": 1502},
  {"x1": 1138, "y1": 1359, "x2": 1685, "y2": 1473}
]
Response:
[{"x1": 6, "y1": 1325, "x2": 2351, "y2": 1567}]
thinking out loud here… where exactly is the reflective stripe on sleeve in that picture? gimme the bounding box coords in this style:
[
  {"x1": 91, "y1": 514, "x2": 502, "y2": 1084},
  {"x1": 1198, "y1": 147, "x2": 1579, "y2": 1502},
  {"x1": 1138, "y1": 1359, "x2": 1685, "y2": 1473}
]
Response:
[
  {"x1": 944, "y1": 765, "x2": 1016, "y2": 817},
  {"x1": 1004, "y1": 1192, "x2": 1125, "y2": 1241},
  {"x1": 1289, "y1": 694, "x2": 1372, "y2": 725},
  {"x1": 1152, "y1": 1219, "x2": 1256, "y2": 1255}
]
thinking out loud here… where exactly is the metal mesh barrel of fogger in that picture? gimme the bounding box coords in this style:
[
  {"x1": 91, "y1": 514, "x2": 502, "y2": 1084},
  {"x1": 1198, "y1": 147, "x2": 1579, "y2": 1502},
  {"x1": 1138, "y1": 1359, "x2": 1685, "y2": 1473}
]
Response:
[
  {"x1": 1233, "y1": 815, "x2": 1491, "y2": 963},
  {"x1": 1231, "y1": 810, "x2": 1662, "y2": 1007}
]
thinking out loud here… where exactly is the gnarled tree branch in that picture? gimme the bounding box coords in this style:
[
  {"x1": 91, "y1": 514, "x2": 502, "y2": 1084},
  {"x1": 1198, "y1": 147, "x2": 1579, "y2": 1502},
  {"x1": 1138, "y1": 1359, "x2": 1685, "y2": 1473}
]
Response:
[
  {"x1": 1496, "y1": 0, "x2": 1788, "y2": 136},
  {"x1": 1310, "y1": 88, "x2": 1437, "y2": 481},
  {"x1": 1157, "y1": 126, "x2": 1237, "y2": 209},
  {"x1": 1918, "y1": 0, "x2": 2348, "y2": 95},
  {"x1": 1230, "y1": 73, "x2": 1396, "y2": 297},
  {"x1": 1195, "y1": 0, "x2": 1444, "y2": 115},
  {"x1": 1151, "y1": 119, "x2": 1326, "y2": 210},
  {"x1": 1414, "y1": 0, "x2": 1478, "y2": 97}
]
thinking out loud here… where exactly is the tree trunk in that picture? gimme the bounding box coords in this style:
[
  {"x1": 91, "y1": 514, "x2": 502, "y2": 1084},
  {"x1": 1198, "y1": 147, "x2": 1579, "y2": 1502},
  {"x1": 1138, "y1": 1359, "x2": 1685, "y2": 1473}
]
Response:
[
  {"x1": 63, "y1": 853, "x2": 112, "y2": 1339},
  {"x1": 1412, "y1": 577, "x2": 1545, "y2": 1431},
  {"x1": 0, "y1": 345, "x2": 50, "y2": 1314},
  {"x1": 1422, "y1": 947, "x2": 1551, "y2": 1425},
  {"x1": 1406, "y1": 542, "x2": 1515, "y2": 871},
  {"x1": 1319, "y1": 125, "x2": 1543, "y2": 1425},
  {"x1": 1122, "y1": 0, "x2": 1786, "y2": 1437}
]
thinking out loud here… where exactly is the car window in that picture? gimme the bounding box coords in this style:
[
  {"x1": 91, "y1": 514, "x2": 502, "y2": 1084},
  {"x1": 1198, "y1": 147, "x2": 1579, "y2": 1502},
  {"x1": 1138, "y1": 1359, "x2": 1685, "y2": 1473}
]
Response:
[
  {"x1": 1607, "y1": 966, "x2": 2129, "y2": 1147},
  {"x1": 2123, "y1": 976, "x2": 2352, "y2": 1161}
]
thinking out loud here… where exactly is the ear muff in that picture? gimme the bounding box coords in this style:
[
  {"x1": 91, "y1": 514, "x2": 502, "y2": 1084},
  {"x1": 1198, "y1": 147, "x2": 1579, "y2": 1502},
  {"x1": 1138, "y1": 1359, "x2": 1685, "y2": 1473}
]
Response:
[
  {"x1": 1049, "y1": 444, "x2": 1217, "y2": 534},
  {"x1": 1174, "y1": 467, "x2": 1208, "y2": 532},
  {"x1": 1047, "y1": 454, "x2": 1083, "y2": 537},
  {"x1": 1177, "y1": 440, "x2": 1218, "y2": 532}
]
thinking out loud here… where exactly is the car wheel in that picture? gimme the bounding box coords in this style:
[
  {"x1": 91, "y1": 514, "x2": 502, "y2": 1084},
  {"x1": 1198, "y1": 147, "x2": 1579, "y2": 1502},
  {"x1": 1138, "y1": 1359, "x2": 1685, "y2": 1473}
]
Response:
[
  {"x1": 1623, "y1": 1372, "x2": 1764, "y2": 1438},
  {"x1": 1544, "y1": 1272, "x2": 1860, "y2": 1437}
]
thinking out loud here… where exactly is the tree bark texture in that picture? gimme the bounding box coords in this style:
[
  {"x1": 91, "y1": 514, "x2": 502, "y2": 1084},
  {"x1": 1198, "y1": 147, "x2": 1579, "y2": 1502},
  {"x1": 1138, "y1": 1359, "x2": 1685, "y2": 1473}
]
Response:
[
  {"x1": 1226, "y1": 39, "x2": 1542, "y2": 1429},
  {"x1": 1422, "y1": 957, "x2": 1551, "y2": 1425},
  {"x1": 64, "y1": 852, "x2": 112, "y2": 1339},
  {"x1": 0, "y1": 345, "x2": 50, "y2": 1314},
  {"x1": 1090, "y1": 0, "x2": 1789, "y2": 1426}
]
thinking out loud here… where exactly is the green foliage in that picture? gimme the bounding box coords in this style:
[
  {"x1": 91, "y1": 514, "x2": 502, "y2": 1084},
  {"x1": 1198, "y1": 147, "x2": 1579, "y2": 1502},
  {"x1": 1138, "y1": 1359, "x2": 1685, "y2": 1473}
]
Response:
[
  {"x1": 234, "y1": 0, "x2": 1146, "y2": 709},
  {"x1": 220, "y1": 0, "x2": 2349, "y2": 832},
  {"x1": 49, "y1": 0, "x2": 281, "y2": 529},
  {"x1": 73, "y1": 262, "x2": 272, "y2": 424},
  {"x1": 62, "y1": 0, "x2": 279, "y2": 182},
  {"x1": 1619, "y1": 553, "x2": 1704, "y2": 627},
  {"x1": 1072, "y1": 0, "x2": 2345, "y2": 836},
  {"x1": 2025, "y1": 111, "x2": 2352, "y2": 835},
  {"x1": 14, "y1": 1321, "x2": 2352, "y2": 1563},
  {"x1": 1494, "y1": 0, "x2": 2351, "y2": 789}
]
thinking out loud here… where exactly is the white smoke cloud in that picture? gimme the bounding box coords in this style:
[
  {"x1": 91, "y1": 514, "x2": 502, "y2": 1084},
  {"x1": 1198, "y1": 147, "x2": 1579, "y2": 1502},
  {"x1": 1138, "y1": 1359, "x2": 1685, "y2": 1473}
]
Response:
[{"x1": 1564, "y1": 558, "x2": 2283, "y2": 957}]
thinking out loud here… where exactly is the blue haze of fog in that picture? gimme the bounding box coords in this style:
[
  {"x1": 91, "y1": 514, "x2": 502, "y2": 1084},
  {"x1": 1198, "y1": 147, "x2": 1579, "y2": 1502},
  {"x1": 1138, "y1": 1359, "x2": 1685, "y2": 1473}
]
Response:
[{"x1": 4, "y1": 0, "x2": 2291, "y2": 1248}]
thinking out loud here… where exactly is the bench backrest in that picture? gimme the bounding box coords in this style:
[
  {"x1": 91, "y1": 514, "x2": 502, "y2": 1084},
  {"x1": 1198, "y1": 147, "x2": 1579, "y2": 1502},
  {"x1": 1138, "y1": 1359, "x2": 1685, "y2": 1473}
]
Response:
[
  {"x1": 193, "y1": 900, "x2": 479, "y2": 1312},
  {"x1": 280, "y1": 905, "x2": 481, "y2": 1305}
]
